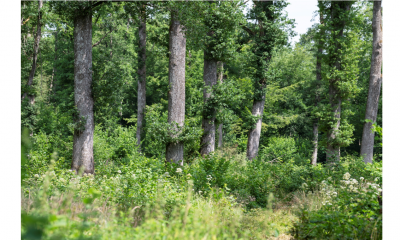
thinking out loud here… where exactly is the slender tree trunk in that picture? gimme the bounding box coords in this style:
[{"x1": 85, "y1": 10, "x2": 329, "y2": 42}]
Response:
[
  {"x1": 326, "y1": 2, "x2": 349, "y2": 163},
  {"x1": 217, "y1": 61, "x2": 224, "y2": 149},
  {"x1": 50, "y1": 30, "x2": 58, "y2": 98},
  {"x1": 136, "y1": 4, "x2": 147, "y2": 150},
  {"x1": 247, "y1": 95, "x2": 265, "y2": 160},
  {"x1": 166, "y1": 12, "x2": 186, "y2": 165},
  {"x1": 360, "y1": 1, "x2": 382, "y2": 164},
  {"x1": 326, "y1": 86, "x2": 341, "y2": 163},
  {"x1": 71, "y1": 13, "x2": 95, "y2": 174},
  {"x1": 200, "y1": 58, "x2": 217, "y2": 155},
  {"x1": 22, "y1": 0, "x2": 43, "y2": 104},
  {"x1": 311, "y1": 10, "x2": 324, "y2": 165}
]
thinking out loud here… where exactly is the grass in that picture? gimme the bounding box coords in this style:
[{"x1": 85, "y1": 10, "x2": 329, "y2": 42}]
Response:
[{"x1": 21, "y1": 174, "x2": 327, "y2": 240}]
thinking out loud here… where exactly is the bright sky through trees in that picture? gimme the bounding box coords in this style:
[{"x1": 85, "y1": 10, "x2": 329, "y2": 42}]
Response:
[{"x1": 245, "y1": 0, "x2": 319, "y2": 44}]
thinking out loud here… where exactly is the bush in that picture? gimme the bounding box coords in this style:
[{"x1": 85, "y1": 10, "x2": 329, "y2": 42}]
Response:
[{"x1": 292, "y1": 172, "x2": 382, "y2": 239}]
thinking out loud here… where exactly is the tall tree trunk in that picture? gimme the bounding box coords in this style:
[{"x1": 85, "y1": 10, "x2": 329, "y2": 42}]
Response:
[
  {"x1": 136, "y1": 4, "x2": 147, "y2": 151},
  {"x1": 50, "y1": 30, "x2": 58, "y2": 98},
  {"x1": 360, "y1": 1, "x2": 382, "y2": 164},
  {"x1": 71, "y1": 13, "x2": 95, "y2": 174},
  {"x1": 22, "y1": 0, "x2": 43, "y2": 104},
  {"x1": 326, "y1": 2, "x2": 349, "y2": 163},
  {"x1": 200, "y1": 58, "x2": 217, "y2": 155},
  {"x1": 217, "y1": 61, "x2": 224, "y2": 149},
  {"x1": 247, "y1": 95, "x2": 265, "y2": 160},
  {"x1": 166, "y1": 12, "x2": 186, "y2": 166},
  {"x1": 311, "y1": 9, "x2": 324, "y2": 165}
]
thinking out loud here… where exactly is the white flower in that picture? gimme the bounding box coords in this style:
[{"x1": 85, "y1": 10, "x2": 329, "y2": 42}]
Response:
[
  {"x1": 132, "y1": 174, "x2": 136, "y2": 178},
  {"x1": 343, "y1": 172, "x2": 351, "y2": 180},
  {"x1": 374, "y1": 177, "x2": 379, "y2": 182},
  {"x1": 117, "y1": 170, "x2": 122, "y2": 174},
  {"x1": 360, "y1": 177, "x2": 364, "y2": 181},
  {"x1": 187, "y1": 173, "x2": 192, "y2": 177},
  {"x1": 34, "y1": 174, "x2": 39, "y2": 178},
  {"x1": 351, "y1": 179, "x2": 358, "y2": 185},
  {"x1": 377, "y1": 188, "x2": 382, "y2": 192},
  {"x1": 332, "y1": 192, "x2": 337, "y2": 196},
  {"x1": 176, "y1": 168, "x2": 182, "y2": 173},
  {"x1": 164, "y1": 172, "x2": 170, "y2": 177},
  {"x1": 327, "y1": 177, "x2": 332, "y2": 181}
]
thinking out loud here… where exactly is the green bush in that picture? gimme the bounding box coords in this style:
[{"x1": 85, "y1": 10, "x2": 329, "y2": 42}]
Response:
[{"x1": 292, "y1": 172, "x2": 382, "y2": 239}]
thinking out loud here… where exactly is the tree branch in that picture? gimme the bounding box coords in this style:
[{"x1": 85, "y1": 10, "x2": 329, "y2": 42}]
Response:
[
  {"x1": 92, "y1": 29, "x2": 113, "y2": 47},
  {"x1": 240, "y1": 23, "x2": 255, "y2": 36},
  {"x1": 90, "y1": 1, "x2": 106, "y2": 10}
]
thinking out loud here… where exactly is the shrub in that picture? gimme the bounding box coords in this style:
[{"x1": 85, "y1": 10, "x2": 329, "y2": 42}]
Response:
[{"x1": 292, "y1": 172, "x2": 382, "y2": 240}]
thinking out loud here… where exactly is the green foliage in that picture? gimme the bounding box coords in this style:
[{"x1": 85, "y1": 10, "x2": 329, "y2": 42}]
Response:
[
  {"x1": 21, "y1": 1, "x2": 382, "y2": 239},
  {"x1": 292, "y1": 172, "x2": 382, "y2": 239},
  {"x1": 142, "y1": 104, "x2": 203, "y2": 159}
]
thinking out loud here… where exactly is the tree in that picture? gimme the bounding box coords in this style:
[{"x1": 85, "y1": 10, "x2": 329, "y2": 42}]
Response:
[
  {"x1": 360, "y1": 1, "x2": 382, "y2": 164},
  {"x1": 217, "y1": 61, "x2": 224, "y2": 149},
  {"x1": 317, "y1": 1, "x2": 360, "y2": 163},
  {"x1": 244, "y1": 1, "x2": 290, "y2": 160},
  {"x1": 311, "y1": 3, "x2": 324, "y2": 166},
  {"x1": 166, "y1": 10, "x2": 186, "y2": 165},
  {"x1": 199, "y1": 1, "x2": 241, "y2": 155},
  {"x1": 136, "y1": 2, "x2": 147, "y2": 151},
  {"x1": 22, "y1": 0, "x2": 43, "y2": 105},
  {"x1": 52, "y1": 1, "x2": 106, "y2": 174}
]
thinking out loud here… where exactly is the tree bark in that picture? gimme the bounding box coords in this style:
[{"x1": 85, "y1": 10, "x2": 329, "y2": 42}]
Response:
[
  {"x1": 326, "y1": 2, "x2": 349, "y2": 163},
  {"x1": 217, "y1": 61, "x2": 224, "y2": 149},
  {"x1": 166, "y1": 12, "x2": 186, "y2": 166},
  {"x1": 311, "y1": 10, "x2": 324, "y2": 166},
  {"x1": 360, "y1": 1, "x2": 382, "y2": 164},
  {"x1": 136, "y1": 4, "x2": 147, "y2": 151},
  {"x1": 247, "y1": 96, "x2": 265, "y2": 160},
  {"x1": 22, "y1": 0, "x2": 43, "y2": 104},
  {"x1": 50, "y1": 30, "x2": 58, "y2": 98},
  {"x1": 71, "y1": 13, "x2": 95, "y2": 174},
  {"x1": 200, "y1": 58, "x2": 217, "y2": 155}
]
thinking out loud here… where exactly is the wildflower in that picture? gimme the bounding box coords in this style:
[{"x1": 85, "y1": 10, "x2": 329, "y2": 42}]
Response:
[
  {"x1": 377, "y1": 188, "x2": 382, "y2": 192},
  {"x1": 103, "y1": 175, "x2": 107, "y2": 178},
  {"x1": 164, "y1": 172, "x2": 170, "y2": 177},
  {"x1": 327, "y1": 177, "x2": 332, "y2": 181},
  {"x1": 176, "y1": 168, "x2": 182, "y2": 173},
  {"x1": 187, "y1": 173, "x2": 192, "y2": 178},
  {"x1": 360, "y1": 177, "x2": 364, "y2": 181},
  {"x1": 351, "y1": 179, "x2": 358, "y2": 185},
  {"x1": 345, "y1": 180, "x2": 350, "y2": 185},
  {"x1": 117, "y1": 170, "x2": 122, "y2": 174},
  {"x1": 374, "y1": 177, "x2": 379, "y2": 182},
  {"x1": 343, "y1": 172, "x2": 351, "y2": 180},
  {"x1": 332, "y1": 192, "x2": 337, "y2": 196},
  {"x1": 132, "y1": 174, "x2": 136, "y2": 178},
  {"x1": 34, "y1": 174, "x2": 39, "y2": 178}
]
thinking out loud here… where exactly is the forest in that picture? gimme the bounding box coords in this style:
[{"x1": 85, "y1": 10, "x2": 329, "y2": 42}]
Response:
[{"x1": 20, "y1": 0, "x2": 383, "y2": 239}]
